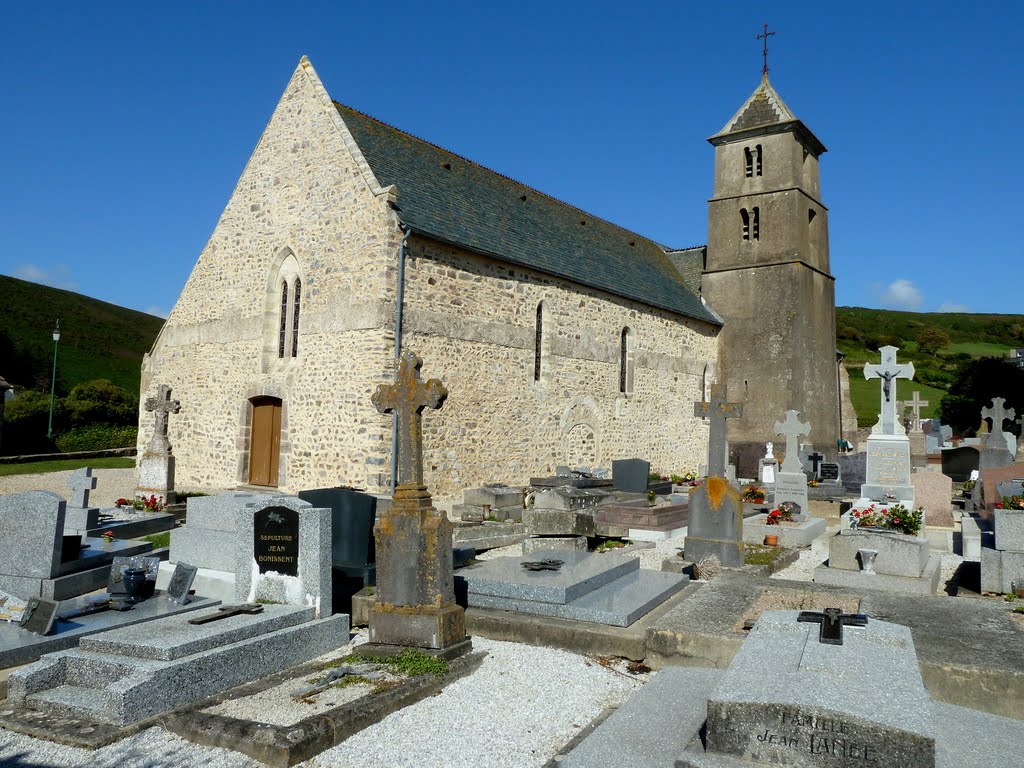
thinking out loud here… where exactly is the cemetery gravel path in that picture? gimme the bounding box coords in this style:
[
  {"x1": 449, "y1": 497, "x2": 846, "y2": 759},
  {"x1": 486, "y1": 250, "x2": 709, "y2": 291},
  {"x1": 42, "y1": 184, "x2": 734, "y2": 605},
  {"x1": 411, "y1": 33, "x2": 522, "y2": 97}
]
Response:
[
  {"x1": 0, "y1": 634, "x2": 643, "y2": 768},
  {"x1": 0, "y1": 468, "x2": 137, "y2": 507}
]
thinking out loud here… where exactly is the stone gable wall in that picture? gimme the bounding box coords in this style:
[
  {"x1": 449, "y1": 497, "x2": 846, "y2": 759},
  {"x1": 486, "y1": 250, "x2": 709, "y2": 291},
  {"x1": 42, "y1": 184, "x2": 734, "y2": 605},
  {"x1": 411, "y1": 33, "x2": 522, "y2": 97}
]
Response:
[{"x1": 139, "y1": 64, "x2": 398, "y2": 493}]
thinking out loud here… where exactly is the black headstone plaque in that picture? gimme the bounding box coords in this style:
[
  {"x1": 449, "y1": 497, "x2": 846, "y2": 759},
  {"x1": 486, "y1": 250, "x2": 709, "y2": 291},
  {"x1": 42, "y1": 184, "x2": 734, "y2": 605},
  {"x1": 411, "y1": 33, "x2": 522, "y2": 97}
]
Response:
[
  {"x1": 254, "y1": 505, "x2": 299, "y2": 576},
  {"x1": 20, "y1": 597, "x2": 59, "y2": 635},
  {"x1": 819, "y1": 462, "x2": 840, "y2": 481}
]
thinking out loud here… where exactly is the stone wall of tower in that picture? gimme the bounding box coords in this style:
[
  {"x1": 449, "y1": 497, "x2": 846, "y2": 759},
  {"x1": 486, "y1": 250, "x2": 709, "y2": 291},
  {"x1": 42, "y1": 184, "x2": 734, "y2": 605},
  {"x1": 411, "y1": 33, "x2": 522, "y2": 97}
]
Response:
[{"x1": 704, "y1": 119, "x2": 839, "y2": 454}]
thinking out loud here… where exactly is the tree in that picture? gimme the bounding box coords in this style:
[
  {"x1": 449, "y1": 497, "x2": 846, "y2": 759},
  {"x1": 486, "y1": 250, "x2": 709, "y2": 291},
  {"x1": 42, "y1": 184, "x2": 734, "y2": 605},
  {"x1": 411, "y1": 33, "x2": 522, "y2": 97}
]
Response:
[
  {"x1": 62, "y1": 379, "x2": 137, "y2": 428},
  {"x1": 938, "y1": 357, "x2": 1024, "y2": 437},
  {"x1": 916, "y1": 327, "x2": 950, "y2": 355}
]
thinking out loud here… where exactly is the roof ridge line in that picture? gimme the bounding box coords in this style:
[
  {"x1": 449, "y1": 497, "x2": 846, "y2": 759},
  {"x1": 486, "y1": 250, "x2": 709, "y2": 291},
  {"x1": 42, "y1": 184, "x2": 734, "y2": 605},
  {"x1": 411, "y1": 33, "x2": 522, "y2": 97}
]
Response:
[{"x1": 332, "y1": 100, "x2": 672, "y2": 249}]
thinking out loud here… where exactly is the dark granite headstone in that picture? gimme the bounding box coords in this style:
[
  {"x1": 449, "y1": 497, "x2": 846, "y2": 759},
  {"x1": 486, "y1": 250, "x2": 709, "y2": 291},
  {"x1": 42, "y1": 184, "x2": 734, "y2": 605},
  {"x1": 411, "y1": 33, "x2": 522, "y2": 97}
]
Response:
[
  {"x1": 298, "y1": 486, "x2": 376, "y2": 584},
  {"x1": 730, "y1": 442, "x2": 766, "y2": 481},
  {"x1": 941, "y1": 446, "x2": 980, "y2": 483},
  {"x1": 837, "y1": 453, "x2": 867, "y2": 494},
  {"x1": 60, "y1": 535, "x2": 82, "y2": 564},
  {"x1": 819, "y1": 462, "x2": 840, "y2": 482},
  {"x1": 612, "y1": 459, "x2": 650, "y2": 494},
  {"x1": 253, "y1": 505, "x2": 299, "y2": 577},
  {"x1": 166, "y1": 562, "x2": 198, "y2": 605},
  {"x1": 19, "y1": 597, "x2": 59, "y2": 635}
]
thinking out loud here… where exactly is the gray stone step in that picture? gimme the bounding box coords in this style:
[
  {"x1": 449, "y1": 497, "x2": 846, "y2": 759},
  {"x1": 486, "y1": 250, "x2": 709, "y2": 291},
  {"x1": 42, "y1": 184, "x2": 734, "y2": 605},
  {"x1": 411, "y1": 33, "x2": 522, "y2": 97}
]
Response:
[
  {"x1": 459, "y1": 549, "x2": 638, "y2": 605},
  {"x1": 80, "y1": 604, "x2": 314, "y2": 660},
  {"x1": 560, "y1": 668, "x2": 721, "y2": 768},
  {"x1": 468, "y1": 569, "x2": 689, "y2": 627},
  {"x1": 27, "y1": 684, "x2": 113, "y2": 721}
]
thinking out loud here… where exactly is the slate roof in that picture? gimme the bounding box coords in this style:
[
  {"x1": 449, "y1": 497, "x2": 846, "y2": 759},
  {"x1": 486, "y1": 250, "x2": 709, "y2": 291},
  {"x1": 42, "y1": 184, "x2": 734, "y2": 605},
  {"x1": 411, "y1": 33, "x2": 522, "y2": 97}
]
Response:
[
  {"x1": 664, "y1": 246, "x2": 706, "y2": 298},
  {"x1": 335, "y1": 103, "x2": 720, "y2": 326}
]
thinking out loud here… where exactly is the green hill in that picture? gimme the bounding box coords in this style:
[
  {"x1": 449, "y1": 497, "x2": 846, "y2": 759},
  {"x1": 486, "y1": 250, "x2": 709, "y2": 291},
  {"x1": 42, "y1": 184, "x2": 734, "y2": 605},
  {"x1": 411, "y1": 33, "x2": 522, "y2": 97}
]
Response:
[
  {"x1": 837, "y1": 306, "x2": 1024, "y2": 427},
  {"x1": 0, "y1": 275, "x2": 163, "y2": 396}
]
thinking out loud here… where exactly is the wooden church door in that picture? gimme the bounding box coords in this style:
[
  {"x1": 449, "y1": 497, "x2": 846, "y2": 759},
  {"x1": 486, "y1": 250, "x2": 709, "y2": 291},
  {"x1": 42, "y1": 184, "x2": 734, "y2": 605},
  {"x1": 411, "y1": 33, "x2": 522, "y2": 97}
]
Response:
[{"x1": 248, "y1": 397, "x2": 282, "y2": 486}]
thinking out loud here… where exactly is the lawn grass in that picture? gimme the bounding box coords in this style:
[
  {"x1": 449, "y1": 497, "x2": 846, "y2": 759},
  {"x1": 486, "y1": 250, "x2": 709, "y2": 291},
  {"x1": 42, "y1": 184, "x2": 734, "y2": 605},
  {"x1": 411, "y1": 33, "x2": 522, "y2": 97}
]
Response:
[
  {"x1": 142, "y1": 531, "x2": 171, "y2": 549},
  {"x1": 943, "y1": 341, "x2": 1014, "y2": 357},
  {"x1": 847, "y1": 377, "x2": 947, "y2": 428},
  {"x1": 0, "y1": 456, "x2": 135, "y2": 477}
]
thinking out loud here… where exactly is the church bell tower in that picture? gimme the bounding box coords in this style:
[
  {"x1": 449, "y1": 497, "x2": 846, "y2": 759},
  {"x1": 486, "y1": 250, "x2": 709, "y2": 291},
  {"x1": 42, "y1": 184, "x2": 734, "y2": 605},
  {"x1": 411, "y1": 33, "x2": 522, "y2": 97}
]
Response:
[{"x1": 702, "y1": 73, "x2": 839, "y2": 457}]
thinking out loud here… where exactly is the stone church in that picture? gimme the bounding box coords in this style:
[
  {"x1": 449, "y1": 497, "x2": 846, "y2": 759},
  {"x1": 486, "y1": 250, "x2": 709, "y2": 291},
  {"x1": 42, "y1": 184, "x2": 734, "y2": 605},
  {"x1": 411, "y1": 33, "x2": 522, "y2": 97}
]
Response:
[{"x1": 139, "y1": 57, "x2": 845, "y2": 499}]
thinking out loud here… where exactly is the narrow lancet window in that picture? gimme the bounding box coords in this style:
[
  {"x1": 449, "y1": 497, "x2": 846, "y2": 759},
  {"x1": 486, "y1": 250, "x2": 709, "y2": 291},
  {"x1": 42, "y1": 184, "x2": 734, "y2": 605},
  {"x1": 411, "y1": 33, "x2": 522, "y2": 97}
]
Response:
[
  {"x1": 752, "y1": 207, "x2": 760, "y2": 240},
  {"x1": 744, "y1": 147, "x2": 753, "y2": 178},
  {"x1": 534, "y1": 302, "x2": 543, "y2": 382},
  {"x1": 291, "y1": 278, "x2": 302, "y2": 358},
  {"x1": 278, "y1": 281, "x2": 288, "y2": 358},
  {"x1": 740, "y1": 208, "x2": 750, "y2": 240},
  {"x1": 755, "y1": 144, "x2": 763, "y2": 176}
]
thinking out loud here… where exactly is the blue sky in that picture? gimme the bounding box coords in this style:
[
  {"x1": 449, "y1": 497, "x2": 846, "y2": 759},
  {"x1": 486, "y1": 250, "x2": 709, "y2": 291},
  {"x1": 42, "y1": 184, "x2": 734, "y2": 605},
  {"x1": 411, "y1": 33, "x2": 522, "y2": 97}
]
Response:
[{"x1": 1, "y1": 2, "x2": 1021, "y2": 318}]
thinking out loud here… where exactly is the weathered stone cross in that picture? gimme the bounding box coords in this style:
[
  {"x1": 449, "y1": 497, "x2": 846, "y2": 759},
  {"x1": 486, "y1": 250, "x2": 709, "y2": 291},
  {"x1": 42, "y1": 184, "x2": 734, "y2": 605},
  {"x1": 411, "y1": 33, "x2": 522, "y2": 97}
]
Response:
[
  {"x1": 906, "y1": 390, "x2": 929, "y2": 432},
  {"x1": 694, "y1": 384, "x2": 743, "y2": 477},
  {"x1": 67, "y1": 467, "x2": 97, "y2": 509},
  {"x1": 774, "y1": 410, "x2": 810, "y2": 475},
  {"x1": 145, "y1": 384, "x2": 181, "y2": 452},
  {"x1": 981, "y1": 397, "x2": 1016, "y2": 453},
  {"x1": 372, "y1": 351, "x2": 448, "y2": 488},
  {"x1": 864, "y1": 346, "x2": 915, "y2": 435}
]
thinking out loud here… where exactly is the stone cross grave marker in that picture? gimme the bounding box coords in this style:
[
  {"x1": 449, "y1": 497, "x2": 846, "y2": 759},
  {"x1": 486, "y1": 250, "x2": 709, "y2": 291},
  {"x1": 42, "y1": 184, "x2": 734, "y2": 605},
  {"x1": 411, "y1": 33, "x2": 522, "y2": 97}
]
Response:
[
  {"x1": 67, "y1": 467, "x2": 97, "y2": 509},
  {"x1": 807, "y1": 451, "x2": 824, "y2": 477},
  {"x1": 796, "y1": 607, "x2": 868, "y2": 646},
  {"x1": 145, "y1": 384, "x2": 181, "y2": 453},
  {"x1": 694, "y1": 384, "x2": 743, "y2": 477},
  {"x1": 981, "y1": 397, "x2": 1016, "y2": 453},
  {"x1": 907, "y1": 390, "x2": 929, "y2": 432},
  {"x1": 372, "y1": 351, "x2": 448, "y2": 487},
  {"x1": 864, "y1": 345, "x2": 915, "y2": 435},
  {"x1": 774, "y1": 410, "x2": 810, "y2": 475}
]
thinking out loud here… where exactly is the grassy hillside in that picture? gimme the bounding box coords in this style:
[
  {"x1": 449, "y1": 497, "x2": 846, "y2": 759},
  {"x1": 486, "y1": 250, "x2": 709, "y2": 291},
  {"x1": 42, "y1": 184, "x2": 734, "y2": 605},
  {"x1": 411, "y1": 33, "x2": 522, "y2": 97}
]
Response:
[
  {"x1": 837, "y1": 306, "x2": 1024, "y2": 427},
  {"x1": 0, "y1": 275, "x2": 164, "y2": 396}
]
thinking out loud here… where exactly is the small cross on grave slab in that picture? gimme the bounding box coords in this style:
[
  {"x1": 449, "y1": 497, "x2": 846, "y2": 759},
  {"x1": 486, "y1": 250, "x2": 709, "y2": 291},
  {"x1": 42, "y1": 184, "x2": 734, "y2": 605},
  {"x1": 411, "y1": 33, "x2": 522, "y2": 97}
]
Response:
[
  {"x1": 774, "y1": 410, "x2": 810, "y2": 475},
  {"x1": 694, "y1": 384, "x2": 743, "y2": 477},
  {"x1": 67, "y1": 467, "x2": 97, "y2": 509},
  {"x1": 372, "y1": 351, "x2": 448, "y2": 488},
  {"x1": 807, "y1": 451, "x2": 825, "y2": 478},
  {"x1": 797, "y1": 607, "x2": 868, "y2": 645},
  {"x1": 981, "y1": 397, "x2": 1016, "y2": 453},
  {"x1": 864, "y1": 346, "x2": 915, "y2": 435},
  {"x1": 145, "y1": 384, "x2": 181, "y2": 453},
  {"x1": 188, "y1": 603, "x2": 264, "y2": 625}
]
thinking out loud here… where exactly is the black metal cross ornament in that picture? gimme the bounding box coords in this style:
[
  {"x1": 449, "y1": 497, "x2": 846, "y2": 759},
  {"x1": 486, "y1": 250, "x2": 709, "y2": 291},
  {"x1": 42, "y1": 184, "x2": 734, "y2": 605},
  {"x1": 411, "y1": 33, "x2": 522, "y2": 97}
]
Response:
[
  {"x1": 757, "y1": 23, "x2": 776, "y2": 76},
  {"x1": 797, "y1": 608, "x2": 868, "y2": 645}
]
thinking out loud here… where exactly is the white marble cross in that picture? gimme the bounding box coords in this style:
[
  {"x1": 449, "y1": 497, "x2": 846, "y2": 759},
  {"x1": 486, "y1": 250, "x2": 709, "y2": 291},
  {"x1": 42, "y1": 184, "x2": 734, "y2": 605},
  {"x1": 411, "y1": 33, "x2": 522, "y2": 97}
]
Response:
[
  {"x1": 981, "y1": 397, "x2": 1016, "y2": 452},
  {"x1": 864, "y1": 346, "x2": 915, "y2": 435},
  {"x1": 67, "y1": 467, "x2": 97, "y2": 509},
  {"x1": 774, "y1": 410, "x2": 810, "y2": 475}
]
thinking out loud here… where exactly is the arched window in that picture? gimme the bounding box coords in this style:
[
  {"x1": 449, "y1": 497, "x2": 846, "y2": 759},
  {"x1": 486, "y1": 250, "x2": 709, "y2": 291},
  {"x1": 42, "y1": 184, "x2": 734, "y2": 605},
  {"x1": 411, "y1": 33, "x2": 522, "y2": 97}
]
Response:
[
  {"x1": 619, "y1": 327, "x2": 635, "y2": 395},
  {"x1": 755, "y1": 144, "x2": 763, "y2": 176},
  {"x1": 278, "y1": 282, "x2": 289, "y2": 358},
  {"x1": 740, "y1": 208, "x2": 750, "y2": 240},
  {"x1": 291, "y1": 278, "x2": 302, "y2": 358},
  {"x1": 752, "y1": 206, "x2": 760, "y2": 240},
  {"x1": 744, "y1": 147, "x2": 753, "y2": 178},
  {"x1": 534, "y1": 302, "x2": 543, "y2": 382}
]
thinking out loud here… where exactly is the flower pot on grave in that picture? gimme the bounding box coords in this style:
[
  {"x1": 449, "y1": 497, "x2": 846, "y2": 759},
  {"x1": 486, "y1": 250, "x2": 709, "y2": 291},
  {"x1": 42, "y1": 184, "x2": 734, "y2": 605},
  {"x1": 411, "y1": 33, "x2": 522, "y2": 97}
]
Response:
[
  {"x1": 763, "y1": 534, "x2": 779, "y2": 547},
  {"x1": 123, "y1": 568, "x2": 148, "y2": 602}
]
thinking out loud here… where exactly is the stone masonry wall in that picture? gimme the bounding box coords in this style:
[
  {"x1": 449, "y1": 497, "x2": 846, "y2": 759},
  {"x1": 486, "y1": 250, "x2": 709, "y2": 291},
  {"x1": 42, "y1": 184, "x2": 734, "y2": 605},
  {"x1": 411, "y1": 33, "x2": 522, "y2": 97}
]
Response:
[
  {"x1": 139, "y1": 62, "x2": 398, "y2": 493},
  {"x1": 399, "y1": 237, "x2": 719, "y2": 499}
]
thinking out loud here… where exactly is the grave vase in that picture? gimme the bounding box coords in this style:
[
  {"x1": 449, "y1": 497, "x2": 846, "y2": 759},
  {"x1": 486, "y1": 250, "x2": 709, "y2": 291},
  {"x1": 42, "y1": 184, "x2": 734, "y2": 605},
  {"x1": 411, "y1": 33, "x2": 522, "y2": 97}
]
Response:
[{"x1": 123, "y1": 567, "x2": 147, "y2": 601}]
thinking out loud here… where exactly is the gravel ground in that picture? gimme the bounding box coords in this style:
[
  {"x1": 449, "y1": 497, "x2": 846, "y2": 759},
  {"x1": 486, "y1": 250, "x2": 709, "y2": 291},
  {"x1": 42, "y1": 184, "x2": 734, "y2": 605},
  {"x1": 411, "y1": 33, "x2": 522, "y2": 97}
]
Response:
[
  {"x1": 0, "y1": 468, "x2": 138, "y2": 508},
  {"x1": 0, "y1": 634, "x2": 645, "y2": 768}
]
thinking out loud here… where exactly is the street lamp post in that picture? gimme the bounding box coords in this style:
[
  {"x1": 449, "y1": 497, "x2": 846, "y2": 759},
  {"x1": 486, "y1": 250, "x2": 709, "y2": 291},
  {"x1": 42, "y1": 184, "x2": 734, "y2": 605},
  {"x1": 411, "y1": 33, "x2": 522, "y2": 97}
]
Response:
[
  {"x1": 47, "y1": 320, "x2": 60, "y2": 440},
  {"x1": 836, "y1": 349, "x2": 845, "y2": 451}
]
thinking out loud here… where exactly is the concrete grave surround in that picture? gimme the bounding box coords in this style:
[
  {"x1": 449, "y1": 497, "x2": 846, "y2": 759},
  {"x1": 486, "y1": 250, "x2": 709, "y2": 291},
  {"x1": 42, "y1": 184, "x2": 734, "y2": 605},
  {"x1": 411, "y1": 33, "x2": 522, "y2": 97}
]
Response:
[
  {"x1": 982, "y1": 506, "x2": 1024, "y2": 593},
  {"x1": 816, "y1": 527, "x2": 941, "y2": 595},
  {"x1": 979, "y1": 464, "x2": 1024, "y2": 516},
  {"x1": 911, "y1": 471, "x2": 953, "y2": 528},
  {"x1": 234, "y1": 495, "x2": 332, "y2": 617}
]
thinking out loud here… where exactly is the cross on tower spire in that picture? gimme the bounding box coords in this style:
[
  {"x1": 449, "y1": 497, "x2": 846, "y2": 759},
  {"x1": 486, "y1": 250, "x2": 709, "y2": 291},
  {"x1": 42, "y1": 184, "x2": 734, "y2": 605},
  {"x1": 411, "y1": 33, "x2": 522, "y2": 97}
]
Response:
[{"x1": 756, "y1": 23, "x2": 776, "y2": 76}]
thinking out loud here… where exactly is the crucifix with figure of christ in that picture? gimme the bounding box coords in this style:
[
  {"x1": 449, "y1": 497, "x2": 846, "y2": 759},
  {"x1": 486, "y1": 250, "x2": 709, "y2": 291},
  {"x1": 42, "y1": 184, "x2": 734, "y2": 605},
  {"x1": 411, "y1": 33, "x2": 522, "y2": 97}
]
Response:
[
  {"x1": 864, "y1": 346, "x2": 915, "y2": 435},
  {"x1": 694, "y1": 384, "x2": 743, "y2": 477},
  {"x1": 372, "y1": 351, "x2": 448, "y2": 488},
  {"x1": 144, "y1": 384, "x2": 180, "y2": 453}
]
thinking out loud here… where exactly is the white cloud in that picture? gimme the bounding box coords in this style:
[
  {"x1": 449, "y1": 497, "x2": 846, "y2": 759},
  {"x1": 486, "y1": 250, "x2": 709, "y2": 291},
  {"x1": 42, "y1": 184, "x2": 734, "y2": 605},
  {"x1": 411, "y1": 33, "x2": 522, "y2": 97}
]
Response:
[
  {"x1": 144, "y1": 305, "x2": 169, "y2": 319},
  {"x1": 937, "y1": 301, "x2": 970, "y2": 313},
  {"x1": 880, "y1": 279, "x2": 923, "y2": 311},
  {"x1": 11, "y1": 263, "x2": 78, "y2": 291}
]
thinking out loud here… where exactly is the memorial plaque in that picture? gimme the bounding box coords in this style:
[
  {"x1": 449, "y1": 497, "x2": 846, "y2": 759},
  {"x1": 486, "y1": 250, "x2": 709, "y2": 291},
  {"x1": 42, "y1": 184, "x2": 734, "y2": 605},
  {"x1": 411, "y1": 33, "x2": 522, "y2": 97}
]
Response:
[
  {"x1": 19, "y1": 597, "x2": 59, "y2": 635},
  {"x1": 167, "y1": 562, "x2": 198, "y2": 605},
  {"x1": 254, "y1": 505, "x2": 299, "y2": 576},
  {"x1": 819, "y1": 463, "x2": 840, "y2": 482}
]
